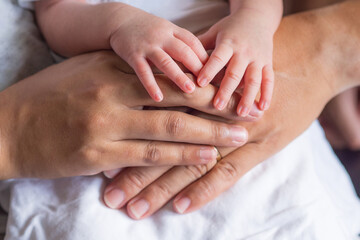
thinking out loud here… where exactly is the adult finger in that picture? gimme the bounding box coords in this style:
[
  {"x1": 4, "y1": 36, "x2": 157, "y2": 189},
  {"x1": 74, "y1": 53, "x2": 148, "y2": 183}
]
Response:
[
  {"x1": 104, "y1": 166, "x2": 170, "y2": 209},
  {"x1": 197, "y1": 43, "x2": 233, "y2": 87},
  {"x1": 213, "y1": 56, "x2": 248, "y2": 110},
  {"x1": 148, "y1": 49, "x2": 195, "y2": 93},
  {"x1": 103, "y1": 168, "x2": 123, "y2": 179},
  {"x1": 123, "y1": 110, "x2": 248, "y2": 147},
  {"x1": 126, "y1": 160, "x2": 217, "y2": 219},
  {"x1": 164, "y1": 38, "x2": 204, "y2": 75},
  {"x1": 102, "y1": 141, "x2": 220, "y2": 169},
  {"x1": 174, "y1": 29, "x2": 209, "y2": 63},
  {"x1": 172, "y1": 143, "x2": 270, "y2": 214},
  {"x1": 259, "y1": 65, "x2": 275, "y2": 111},
  {"x1": 238, "y1": 62, "x2": 262, "y2": 117},
  {"x1": 130, "y1": 56, "x2": 164, "y2": 102}
]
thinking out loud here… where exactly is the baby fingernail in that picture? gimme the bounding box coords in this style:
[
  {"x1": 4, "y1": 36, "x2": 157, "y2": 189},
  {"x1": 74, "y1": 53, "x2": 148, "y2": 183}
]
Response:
[
  {"x1": 214, "y1": 98, "x2": 226, "y2": 110},
  {"x1": 104, "y1": 187, "x2": 125, "y2": 209},
  {"x1": 238, "y1": 106, "x2": 249, "y2": 117},
  {"x1": 198, "y1": 77, "x2": 207, "y2": 87},
  {"x1": 185, "y1": 81, "x2": 195, "y2": 92},
  {"x1": 230, "y1": 126, "x2": 248, "y2": 144},
  {"x1": 154, "y1": 93, "x2": 163, "y2": 102},
  {"x1": 128, "y1": 199, "x2": 150, "y2": 219},
  {"x1": 174, "y1": 197, "x2": 191, "y2": 214},
  {"x1": 199, "y1": 147, "x2": 217, "y2": 162}
]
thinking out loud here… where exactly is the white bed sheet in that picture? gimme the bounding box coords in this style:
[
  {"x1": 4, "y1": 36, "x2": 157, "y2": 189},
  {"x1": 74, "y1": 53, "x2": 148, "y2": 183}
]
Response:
[
  {"x1": 0, "y1": 0, "x2": 360, "y2": 239},
  {"x1": 1, "y1": 122, "x2": 360, "y2": 240}
]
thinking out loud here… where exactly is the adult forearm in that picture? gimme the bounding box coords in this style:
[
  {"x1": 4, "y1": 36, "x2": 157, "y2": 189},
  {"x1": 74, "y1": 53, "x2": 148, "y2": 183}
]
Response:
[{"x1": 35, "y1": 0, "x2": 130, "y2": 57}]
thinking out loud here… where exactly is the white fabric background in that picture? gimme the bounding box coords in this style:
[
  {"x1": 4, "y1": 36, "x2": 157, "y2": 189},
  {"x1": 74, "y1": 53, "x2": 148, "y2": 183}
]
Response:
[
  {"x1": 1, "y1": 122, "x2": 360, "y2": 240},
  {"x1": 1, "y1": 0, "x2": 360, "y2": 239}
]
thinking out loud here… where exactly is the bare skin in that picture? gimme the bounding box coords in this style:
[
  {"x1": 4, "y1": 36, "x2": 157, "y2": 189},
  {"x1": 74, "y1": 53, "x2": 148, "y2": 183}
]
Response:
[
  {"x1": 0, "y1": 52, "x2": 264, "y2": 180},
  {"x1": 34, "y1": 0, "x2": 281, "y2": 115},
  {"x1": 104, "y1": 1, "x2": 360, "y2": 219}
]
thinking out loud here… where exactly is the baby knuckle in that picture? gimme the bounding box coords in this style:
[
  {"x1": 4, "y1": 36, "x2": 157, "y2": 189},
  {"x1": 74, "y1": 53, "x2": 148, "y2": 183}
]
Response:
[
  {"x1": 144, "y1": 141, "x2": 161, "y2": 164},
  {"x1": 165, "y1": 113, "x2": 185, "y2": 137},
  {"x1": 219, "y1": 85, "x2": 235, "y2": 96},
  {"x1": 247, "y1": 77, "x2": 261, "y2": 88},
  {"x1": 211, "y1": 53, "x2": 225, "y2": 64},
  {"x1": 158, "y1": 56, "x2": 173, "y2": 69},
  {"x1": 186, "y1": 36, "x2": 198, "y2": 48},
  {"x1": 227, "y1": 71, "x2": 242, "y2": 82}
]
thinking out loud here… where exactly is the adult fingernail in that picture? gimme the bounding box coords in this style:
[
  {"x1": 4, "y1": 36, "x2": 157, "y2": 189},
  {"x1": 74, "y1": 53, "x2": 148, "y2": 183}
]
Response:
[
  {"x1": 128, "y1": 199, "x2": 150, "y2": 219},
  {"x1": 198, "y1": 77, "x2": 207, "y2": 87},
  {"x1": 185, "y1": 81, "x2": 195, "y2": 92},
  {"x1": 103, "y1": 168, "x2": 123, "y2": 179},
  {"x1": 104, "y1": 187, "x2": 125, "y2": 209},
  {"x1": 174, "y1": 197, "x2": 191, "y2": 214},
  {"x1": 199, "y1": 147, "x2": 217, "y2": 162},
  {"x1": 154, "y1": 93, "x2": 163, "y2": 102},
  {"x1": 230, "y1": 126, "x2": 248, "y2": 144}
]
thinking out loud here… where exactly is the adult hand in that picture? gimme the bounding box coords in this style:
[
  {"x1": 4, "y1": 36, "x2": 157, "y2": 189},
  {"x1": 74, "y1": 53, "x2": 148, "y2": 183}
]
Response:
[
  {"x1": 0, "y1": 51, "x2": 263, "y2": 179},
  {"x1": 104, "y1": 1, "x2": 360, "y2": 219}
]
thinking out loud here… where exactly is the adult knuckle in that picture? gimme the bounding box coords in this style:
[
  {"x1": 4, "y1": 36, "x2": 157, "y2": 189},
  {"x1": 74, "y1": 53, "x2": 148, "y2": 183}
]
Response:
[
  {"x1": 216, "y1": 161, "x2": 239, "y2": 181},
  {"x1": 196, "y1": 180, "x2": 216, "y2": 200},
  {"x1": 90, "y1": 51, "x2": 114, "y2": 64},
  {"x1": 126, "y1": 170, "x2": 150, "y2": 190},
  {"x1": 151, "y1": 181, "x2": 173, "y2": 198},
  {"x1": 144, "y1": 141, "x2": 161, "y2": 164},
  {"x1": 211, "y1": 123, "x2": 227, "y2": 142},
  {"x1": 77, "y1": 146, "x2": 102, "y2": 168},
  {"x1": 185, "y1": 164, "x2": 209, "y2": 179},
  {"x1": 165, "y1": 112, "x2": 185, "y2": 137}
]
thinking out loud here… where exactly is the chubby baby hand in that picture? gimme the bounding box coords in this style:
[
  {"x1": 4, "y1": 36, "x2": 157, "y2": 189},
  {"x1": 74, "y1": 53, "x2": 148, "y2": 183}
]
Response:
[
  {"x1": 110, "y1": 7, "x2": 208, "y2": 102},
  {"x1": 197, "y1": 10, "x2": 275, "y2": 116}
]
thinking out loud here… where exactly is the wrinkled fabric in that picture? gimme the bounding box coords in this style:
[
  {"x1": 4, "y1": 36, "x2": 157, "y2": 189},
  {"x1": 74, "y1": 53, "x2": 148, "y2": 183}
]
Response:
[
  {"x1": 1, "y1": 0, "x2": 360, "y2": 239},
  {"x1": 1, "y1": 122, "x2": 360, "y2": 240}
]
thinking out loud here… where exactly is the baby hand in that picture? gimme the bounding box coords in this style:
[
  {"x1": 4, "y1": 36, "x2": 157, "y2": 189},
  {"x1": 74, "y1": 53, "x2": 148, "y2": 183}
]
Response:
[
  {"x1": 197, "y1": 10, "x2": 275, "y2": 116},
  {"x1": 110, "y1": 7, "x2": 208, "y2": 102}
]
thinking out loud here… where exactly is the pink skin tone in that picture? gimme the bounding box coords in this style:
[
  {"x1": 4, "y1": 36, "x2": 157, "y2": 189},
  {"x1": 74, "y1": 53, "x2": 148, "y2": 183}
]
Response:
[
  {"x1": 35, "y1": 0, "x2": 281, "y2": 112},
  {"x1": 197, "y1": 0, "x2": 283, "y2": 116},
  {"x1": 35, "y1": 0, "x2": 208, "y2": 102}
]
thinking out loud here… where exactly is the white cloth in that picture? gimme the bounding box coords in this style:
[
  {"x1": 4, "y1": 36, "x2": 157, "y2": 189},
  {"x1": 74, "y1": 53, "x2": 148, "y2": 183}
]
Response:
[
  {"x1": 2, "y1": 0, "x2": 360, "y2": 239},
  {"x1": 18, "y1": 0, "x2": 229, "y2": 34},
  {"x1": 1, "y1": 122, "x2": 360, "y2": 240}
]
